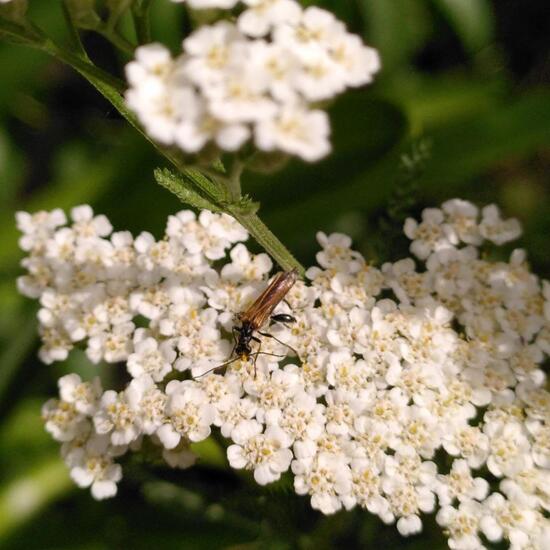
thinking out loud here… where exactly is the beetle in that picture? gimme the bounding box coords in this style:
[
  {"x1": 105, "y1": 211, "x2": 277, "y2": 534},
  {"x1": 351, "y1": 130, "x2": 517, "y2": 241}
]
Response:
[{"x1": 199, "y1": 269, "x2": 299, "y2": 377}]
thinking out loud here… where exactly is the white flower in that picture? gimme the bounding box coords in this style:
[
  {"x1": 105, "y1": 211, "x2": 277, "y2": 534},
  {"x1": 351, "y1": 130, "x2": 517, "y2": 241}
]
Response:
[
  {"x1": 173, "y1": 307, "x2": 230, "y2": 377},
  {"x1": 500, "y1": 468, "x2": 550, "y2": 512},
  {"x1": 171, "y1": 0, "x2": 239, "y2": 9},
  {"x1": 437, "y1": 460, "x2": 489, "y2": 506},
  {"x1": 436, "y1": 501, "x2": 484, "y2": 550},
  {"x1": 382, "y1": 258, "x2": 431, "y2": 305},
  {"x1": 183, "y1": 22, "x2": 247, "y2": 87},
  {"x1": 138, "y1": 383, "x2": 168, "y2": 436},
  {"x1": 70, "y1": 205, "x2": 113, "y2": 239},
  {"x1": 218, "y1": 396, "x2": 258, "y2": 438},
  {"x1": 293, "y1": 451, "x2": 352, "y2": 514},
  {"x1": 480, "y1": 493, "x2": 536, "y2": 547},
  {"x1": 526, "y1": 422, "x2": 550, "y2": 468},
  {"x1": 205, "y1": 64, "x2": 278, "y2": 124},
  {"x1": 175, "y1": 101, "x2": 250, "y2": 153},
  {"x1": 382, "y1": 478, "x2": 434, "y2": 536},
  {"x1": 16, "y1": 209, "x2": 66, "y2": 251},
  {"x1": 265, "y1": 390, "x2": 325, "y2": 442},
  {"x1": 178, "y1": 210, "x2": 248, "y2": 260},
  {"x1": 228, "y1": 420, "x2": 293, "y2": 484},
  {"x1": 441, "y1": 199, "x2": 482, "y2": 246},
  {"x1": 442, "y1": 425, "x2": 490, "y2": 469},
  {"x1": 255, "y1": 105, "x2": 330, "y2": 161},
  {"x1": 42, "y1": 399, "x2": 88, "y2": 442},
  {"x1": 157, "y1": 383, "x2": 216, "y2": 448},
  {"x1": 93, "y1": 387, "x2": 143, "y2": 446},
  {"x1": 328, "y1": 33, "x2": 380, "y2": 88},
  {"x1": 38, "y1": 325, "x2": 73, "y2": 364},
  {"x1": 273, "y1": 7, "x2": 343, "y2": 51},
  {"x1": 404, "y1": 208, "x2": 455, "y2": 260},
  {"x1": 486, "y1": 423, "x2": 531, "y2": 477},
  {"x1": 125, "y1": 9, "x2": 379, "y2": 161},
  {"x1": 125, "y1": 47, "x2": 199, "y2": 145},
  {"x1": 347, "y1": 459, "x2": 389, "y2": 518},
  {"x1": 127, "y1": 331, "x2": 176, "y2": 382},
  {"x1": 69, "y1": 436, "x2": 123, "y2": 500},
  {"x1": 292, "y1": 47, "x2": 346, "y2": 102},
  {"x1": 125, "y1": 43, "x2": 173, "y2": 87},
  {"x1": 238, "y1": 0, "x2": 301, "y2": 37},
  {"x1": 396, "y1": 406, "x2": 441, "y2": 459},
  {"x1": 58, "y1": 374, "x2": 102, "y2": 416},
  {"x1": 221, "y1": 244, "x2": 273, "y2": 283},
  {"x1": 248, "y1": 41, "x2": 299, "y2": 103},
  {"x1": 21, "y1": 201, "x2": 550, "y2": 548},
  {"x1": 479, "y1": 205, "x2": 522, "y2": 245},
  {"x1": 86, "y1": 322, "x2": 135, "y2": 364}
]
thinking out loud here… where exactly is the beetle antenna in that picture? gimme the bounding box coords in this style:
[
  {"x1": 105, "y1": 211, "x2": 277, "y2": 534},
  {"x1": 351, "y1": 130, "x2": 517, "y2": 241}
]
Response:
[{"x1": 193, "y1": 356, "x2": 240, "y2": 379}]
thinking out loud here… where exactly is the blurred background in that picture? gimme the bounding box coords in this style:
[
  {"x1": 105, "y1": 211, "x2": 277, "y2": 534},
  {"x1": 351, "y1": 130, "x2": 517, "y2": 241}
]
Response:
[{"x1": 0, "y1": 0, "x2": 548, "y2": 548}]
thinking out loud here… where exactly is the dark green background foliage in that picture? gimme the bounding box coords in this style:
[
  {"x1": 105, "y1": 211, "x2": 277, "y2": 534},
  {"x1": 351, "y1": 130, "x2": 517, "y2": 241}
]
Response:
[{"x1": 0, "y1": 1, "x2": 548, "y2": 548}]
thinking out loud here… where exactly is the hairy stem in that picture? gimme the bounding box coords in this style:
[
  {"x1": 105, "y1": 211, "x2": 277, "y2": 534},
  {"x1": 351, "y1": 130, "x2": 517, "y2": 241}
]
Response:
[
  {"x1": 226, "y1": 158, "x2": 244, "y2": 202},
  {"x1": 230, "y1": 210, "x2": 305, "y2": 275}
]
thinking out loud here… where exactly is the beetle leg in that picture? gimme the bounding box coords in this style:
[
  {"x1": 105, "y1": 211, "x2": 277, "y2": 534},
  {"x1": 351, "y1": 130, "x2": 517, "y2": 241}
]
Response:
[{"x1": 258, "y1": 331, "x2": 299, "y2": 358}]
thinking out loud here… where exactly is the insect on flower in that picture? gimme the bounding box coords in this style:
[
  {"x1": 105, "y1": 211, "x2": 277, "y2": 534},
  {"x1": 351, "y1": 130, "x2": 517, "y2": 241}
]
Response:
[{"x1": 201, "y1": 269, "x2": 299, "y2": 377}]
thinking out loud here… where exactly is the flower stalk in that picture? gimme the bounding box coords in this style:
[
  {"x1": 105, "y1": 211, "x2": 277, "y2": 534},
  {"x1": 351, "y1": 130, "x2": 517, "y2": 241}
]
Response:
[{"x1": 229, "y1": 208, "x2": 304, "y2": 274}]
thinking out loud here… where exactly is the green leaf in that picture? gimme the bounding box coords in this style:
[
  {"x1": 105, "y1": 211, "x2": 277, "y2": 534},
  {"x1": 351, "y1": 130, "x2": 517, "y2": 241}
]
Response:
[
  {"x1": 432, "y1": 0, "x2": 494, "y2": 53},
  {"x1": 64, "y1": 0, "x2": 101, "y2": 29},
  {"x1": 0, "y1": 458, "x2": 72, "y2": 541},
  {"x1": 0, "y1": 312, "x2": 36, "y2": 405},
  {"x1": 154, "y1": 168, "x2": 222, "y2": 212},
  {"x1": 380, "y1": 74, "x2": 506, "y2": 131},
  {"x1": 149, "y1": 0, "x2": 184, "y2": 52},
  {"x1": 0, "y1": 126, "x2": 24, "y2": 207},
  {"x1": 422, "y1": 89, "x2": 550, "y2": 188},
  {"x1": 358, "y1": 0, "x2": 431, "y2": 70}
]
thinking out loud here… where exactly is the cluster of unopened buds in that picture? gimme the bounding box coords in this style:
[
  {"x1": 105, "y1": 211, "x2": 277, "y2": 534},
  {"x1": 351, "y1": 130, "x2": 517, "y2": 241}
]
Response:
[
  {"x1": 17, "y1": 198, "x2": 550, "y2": 549},
  {"x1": 125, "y1": 0, "x2": 380, "y2": 161}
]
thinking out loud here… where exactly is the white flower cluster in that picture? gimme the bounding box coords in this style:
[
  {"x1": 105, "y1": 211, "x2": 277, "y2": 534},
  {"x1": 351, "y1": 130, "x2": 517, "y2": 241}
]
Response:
[
  {"x1": 125, "y1": 1, "x2": 380, "y2": 161},
  {"x1": 17, "y1": 199, "x2": 550, "y2": 549}
]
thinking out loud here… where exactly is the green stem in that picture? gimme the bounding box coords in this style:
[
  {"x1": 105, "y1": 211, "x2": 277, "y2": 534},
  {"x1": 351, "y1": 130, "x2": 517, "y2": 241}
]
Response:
[
  {"x1": 61, "y1": 1, "x2": 87, "y2": 57},
  {"x1": 226, "y1": 158, "x2": 244, "y2": 202},
  {"x1": 229, "y1": 209, "x2": 305, "y2": 275},
  {"x1": 97, "y1": 26, "x2": 136, "y2": 56},
  {"x1": 132, "y1": 0, "x2": 152, "y2": 44},
  {"x1": 43, "y1": 40, "x2": 126, "y2": 91}
]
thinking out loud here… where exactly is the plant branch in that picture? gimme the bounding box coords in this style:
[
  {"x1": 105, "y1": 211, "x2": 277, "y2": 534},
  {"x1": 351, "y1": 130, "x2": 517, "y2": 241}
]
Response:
[
  {"x1": 96, "y1": 24, "x2": 136, "y2": 56},
  {"x1": 229, "y1": 210, "x2": 305, "y2": 275},
  {"x1": 226, "y1": 158, "x2": 244, "y2": 201},
  {"x1": 61, "y1": 1, "x2": 89, "y2": 58},
  {"x1": 132, "y1": 0, "x2": 152, "y2": 44}
]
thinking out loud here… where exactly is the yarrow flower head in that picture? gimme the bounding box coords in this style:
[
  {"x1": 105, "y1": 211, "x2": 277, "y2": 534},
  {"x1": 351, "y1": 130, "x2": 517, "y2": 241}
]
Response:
[
  {"x1": 18, "y1": 199, "x2": 550, "y2": 549},
  {"x1": 125, "y1": 0, "x2": 380, "y2": 161}
]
